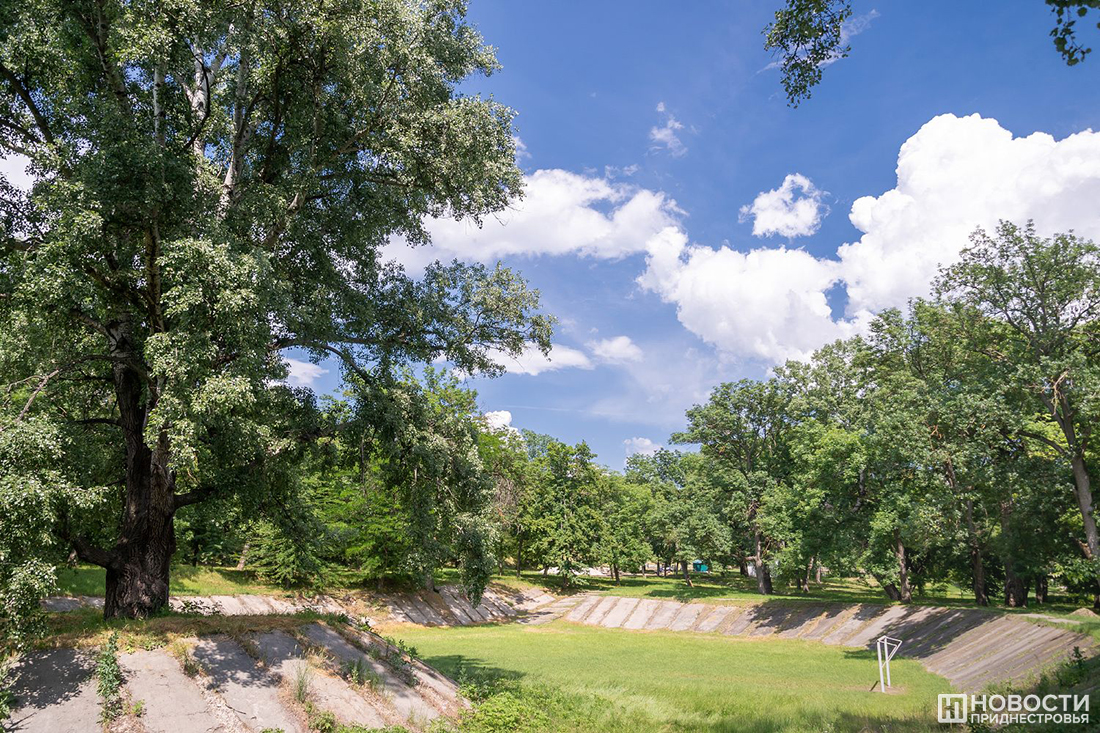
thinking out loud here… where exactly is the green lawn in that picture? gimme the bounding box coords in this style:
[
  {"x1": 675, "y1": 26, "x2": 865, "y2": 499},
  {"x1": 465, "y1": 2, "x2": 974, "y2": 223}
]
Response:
[
  {"x1": 391, "y1": 621, "x2": 952, "y2": 732},
  {"x1": 54, "y1": 565, "x2": 283, "y2": 597}
]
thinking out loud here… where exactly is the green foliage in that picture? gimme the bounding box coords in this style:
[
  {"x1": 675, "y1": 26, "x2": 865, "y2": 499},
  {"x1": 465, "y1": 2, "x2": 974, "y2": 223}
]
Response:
[
  {"x1": 524, "y1": 441, "x2": 604, "y2": 586},
  {"x1": 96, "y1": 632, "x2": 123, "y2": 723},
  {"x1": 766, "y1": 1, "x2": 1100, "y2": 105},
  {"x1": 0, "y1": 653, "x2": 17, "y2": 727},
  {"x1": 0, "y1": 0, "x2": 549, "y2": 617},
  {"x1": 764, "y1": 0, "x2": 853, "y2": 106}
]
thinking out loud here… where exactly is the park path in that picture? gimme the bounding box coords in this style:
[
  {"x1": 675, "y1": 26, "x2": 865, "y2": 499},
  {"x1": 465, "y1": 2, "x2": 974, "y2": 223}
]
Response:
[
  {"x1": 8, "y1": 621, "x2": 465, "y2": 733},
  {"x1": 559, "y1": 595, "x2": 1097, "y2": 693}
]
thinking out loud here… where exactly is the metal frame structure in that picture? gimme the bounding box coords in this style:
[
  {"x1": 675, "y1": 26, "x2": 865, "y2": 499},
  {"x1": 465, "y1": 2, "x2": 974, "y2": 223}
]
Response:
[{"x1": 876, "y1": 635, "x2": 903, "y2": 692}]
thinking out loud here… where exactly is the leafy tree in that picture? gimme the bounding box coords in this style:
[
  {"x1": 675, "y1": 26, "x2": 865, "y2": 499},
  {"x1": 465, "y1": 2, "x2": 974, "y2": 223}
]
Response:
[
  {"x1": 938, "y1": 222, "x2": 1100, "y2": 593},
  {"x1": 0, "y1": 0, "x2": 550, "y2": 618},
  {"x1": 674, "y1": 379, "x2": 794, "y2": 594},
  {"x1": 765, "y1": 1, "x2": 1100, "y2": 105},
  {"x1": 526, "y1": 440, "x2": 603, "y2": 587},
  {"x1": 596, "y1": 475, "x2": 653, "y2": 584}
]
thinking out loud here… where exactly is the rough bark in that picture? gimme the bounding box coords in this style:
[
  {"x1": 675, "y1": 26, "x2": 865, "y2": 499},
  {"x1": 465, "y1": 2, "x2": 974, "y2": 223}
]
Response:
[
  {"x1": 964, "y1": 500, "x2": 988, "y2": 606},
  {"x1": 1034, "y1": 575, "x2": 1048, "y2": 604},
  {"x1": 103, "y1": 322, "x2": 177, "y2": 619},
  {"x1": 738, "y1": 557, "x2": 749, "y2": 577},
  {"x1": 753, "y1": 531, "x2": 773, "y2": 594},
  {"x1": 235, "y1": 542, "x2": 250, "y2": 571},
  {"x1": 681, "y1": 560, "x2": 693, "y2": 588},
  {"x1": 893, "y1": 530, "x2": 912, "y2": 603}
]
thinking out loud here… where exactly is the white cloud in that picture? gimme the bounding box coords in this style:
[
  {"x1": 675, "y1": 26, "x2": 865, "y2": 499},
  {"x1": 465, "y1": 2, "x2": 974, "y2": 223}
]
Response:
[
  {"x1": 588, "y1": 335, "x2": 644, "y2": 364},
  {"x1": 513, "y1": 135, "x2": 531, "y2": 161},
  {"x1": 738, "y1": 173, "x2": 829, "y2": 238},
  {"x1": 624, "y1": 437, "x2": 661, "y2": 457},
  {"x1": 284, "y1": 358, "x2": 329, "y2": 388},
  {"x1": 639, "y1": 228, "x2": 855, "y2": 363},
  {"x1": 839, "y1": 113, "x2": 1100, "y2": 316},
  {"x1": 490, "y1": 343, "x2": 593, "y2": 376},
  {"x1": 383, "y1": 169, "x2": 681, "y2": 270},
  {"x1": 640, "y1": 114, "x2": 1100, "y2": 364},
  {"x1": 0, "y1": 154, "x2": 34, "y2": 190},
  {"x1": 483, "y1": 409, "x2": 522, "y2": 438},
  {"x1": 649, "y1": 102, "x2": 687, "y2": 158}
]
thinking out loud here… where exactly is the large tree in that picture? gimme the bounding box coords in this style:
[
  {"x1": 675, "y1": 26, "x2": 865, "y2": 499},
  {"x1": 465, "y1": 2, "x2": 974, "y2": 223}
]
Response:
[
  {"x1": 0, "y1": 0, "x2": 550, "y2": 618},
  {"x1": 937, "y1": 222, "x2": 1100, "y2": 592}
]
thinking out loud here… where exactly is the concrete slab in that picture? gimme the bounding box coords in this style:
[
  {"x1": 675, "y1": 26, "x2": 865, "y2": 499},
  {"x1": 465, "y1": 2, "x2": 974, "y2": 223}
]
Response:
[
  {"x1": 584, "y1": 596, "x2": 620, "y2": 626},
  {"x1": 846, "y1": 605, "x2": 912, "y2": 648},
  {"x1": 252, "y1": 631, "x2": 387, "y2": 729},
  {"x1": 799, "y1": 606, "x2": 853, "y2": 641},
  {"x1": 7, "y1": 649, "x2": 99, "y2": 733},
  {"x1": 191, "y1": 635, "x2": 306, "y2": 733},
  {"x1": 778, "y1": 605, "x2": 828, "y2": 638},
  {"x1": 565, "y1": 595, "x2": 601, "y2": 623},
  {"x1": 748, "y1": 606, "x2": 799, "y2": 637},
  {"x1": 120, "y1": 649, "x2": 225, "y2": 733},
  {"x1": 601, "y1": 598, "x2": 640, "y2": 628},
  {"x1": 822, "y1": 605, "x2": 885, "y2": 646},
  {"x1": 644, "y1": 601, "x2": 681, "y2": 630},
  {"x1": 723, "y1": 605, "x2": 762, "y2": 636},
  {"x1": 668, "y1": 603, "x2": 706, "y2": 632},
  {"x1": 299, "y1": 623, "x2": 439, "y2": 724},
  {"x1": 439, "y1": 587, "x2": 483, "y2": 624},
  {"x1": 623, "y1": 599, "x2": 661, "y2": 630},
  {"x1": 696, "y1": 606, "x2": 734, "y2": 633},
  {"x1": 344, "y1": 628, "x2": 464, "y2": 712}
]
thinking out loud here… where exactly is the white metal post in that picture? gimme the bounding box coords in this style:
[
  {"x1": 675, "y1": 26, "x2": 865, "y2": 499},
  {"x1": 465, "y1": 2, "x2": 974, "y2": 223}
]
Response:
[{"x1": 876, "y1": 636, "x2": 902, "y2": 693}]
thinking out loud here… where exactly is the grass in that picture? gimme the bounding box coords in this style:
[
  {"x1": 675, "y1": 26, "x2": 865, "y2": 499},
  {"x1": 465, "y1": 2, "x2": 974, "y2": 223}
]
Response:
[
  {"x1": 391, "y1": 620, "x2": 952, "y2": 732},
  {"x1": 54, "y1": 564, "x2": 282, "y2": 597},
  {"x1": 450, "y1": 568, "x2": 1098, "y2": 616}
]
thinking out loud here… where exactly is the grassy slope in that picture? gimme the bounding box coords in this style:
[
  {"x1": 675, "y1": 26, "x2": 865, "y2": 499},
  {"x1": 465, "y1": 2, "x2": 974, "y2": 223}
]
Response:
[{"x1": 392, "y1": 621, "x2": 951, "y2": 732}]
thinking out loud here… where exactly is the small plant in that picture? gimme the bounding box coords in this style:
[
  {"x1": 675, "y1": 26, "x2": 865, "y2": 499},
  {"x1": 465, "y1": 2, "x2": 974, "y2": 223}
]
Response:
[
  {"x1": 293, "y1": 662, "x2": 313, "y2": 704},
  {"x1": 168, "y1": 640, "x2": 203, "y2": 678},
  {"x1": 130, "y1": 699, "x2": 145, "y2": 717},
  {"x1": 96, "y1": 632, "x2": 124, "y2": 722},
  {"x1": 342, "y1": 658, "x2": 380, "y2": 690},
  {"x1": 0, "y1": 653, "x2": 19, "y2": 726}
]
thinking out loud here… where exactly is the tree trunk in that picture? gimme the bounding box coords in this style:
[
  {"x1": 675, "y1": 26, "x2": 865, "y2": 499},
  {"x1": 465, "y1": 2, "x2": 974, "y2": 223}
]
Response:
[
  {"x1": 613, "y1": 564, "x2": 620, "y2": 585},
  {"x1": 681, "y1": 560, "x2": 693, "y2": 587},
  {"x1": 1070, "y1": 455, "x2": 1100, "y2": 563},
  {"x1": 964, "y1": 500, "x2": 988, "y2": 606},
  {"x1": 815, "y1": 564, "x2": 824, "y2": 585},
  {"x1": 800, "y1": 556, "x2": 814, "y2": 593},
  {"x1": 753, "y1": 531, "x2": 772, "y2": 595},
  {"x1": 881, "y1": 582, "x2": 902, "y2": 601},
  {"x1": 738, "y1": 557, "x2": 749, "y2": 577},
  {"x1": 1004, "y1": 565, "x2": 1028, "y2": 607},
  {"x1": 1035, "y1": 575, "x2": 1048, "y2": 604},
  {"x1": 235, "y1": 542, "x2": 250, "y2": 571},
  {"x1": 999, "y1": 500, "x2": 1027, "y2": 608},
  {"x1": 516, "y1": 537, "x2": 523, "y2": 577},
  {"x1": 894, "y1": 529, "x2": 911, "y2": 603},
  {"x1": 103, "y1": 326, "x2": 177, "y2": 619}
]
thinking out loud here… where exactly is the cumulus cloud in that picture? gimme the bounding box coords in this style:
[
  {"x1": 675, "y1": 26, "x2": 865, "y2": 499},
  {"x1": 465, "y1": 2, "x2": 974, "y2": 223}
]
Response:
[
  {"x1": 838, "y1": 113, "x2": 1100, "y2": 315},
  {"x1": 639, "y1": 228, "x2": 856, "y2": 363},
  {"x1": 738, "y1": 173, "x2": 829, "y2": 238},
  {"x1": 588, "y1": 335, "x2": 643, "y2": 364},
  {"x1": 383, "y1": 169, "x2": 681, "y2": 270},
  {"x1": 624, "y1": 437, "x2": 661, "y2": 457},
  {"x1": 649, "y1": 102, "x2": 687, "y2": 157},
  {"x1": 489, "y1": 343, "x2": 593, "y2": 376},
  {"x1": 284, "y1": 358, "x2": 329, "y2": 388},
  {"x1": 483, "y1": 410, "x2": 521, "y2": 438},
  {"x1": 640, "y1": 114, "x2": 1100, "y2": 364}
]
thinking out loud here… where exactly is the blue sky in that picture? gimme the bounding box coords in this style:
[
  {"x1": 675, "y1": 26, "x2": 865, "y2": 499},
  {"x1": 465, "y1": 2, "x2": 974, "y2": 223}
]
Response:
[{"x1": 287, "y1": 1, "x2": 1100, "y2": 467}]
